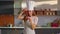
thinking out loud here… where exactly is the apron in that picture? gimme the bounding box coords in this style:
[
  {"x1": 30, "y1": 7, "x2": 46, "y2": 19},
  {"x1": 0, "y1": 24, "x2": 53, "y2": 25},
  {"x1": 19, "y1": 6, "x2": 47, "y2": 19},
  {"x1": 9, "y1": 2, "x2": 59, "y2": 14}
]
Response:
[{"x1": 23, "y1": 17, "x2": 38, "y2": 34}]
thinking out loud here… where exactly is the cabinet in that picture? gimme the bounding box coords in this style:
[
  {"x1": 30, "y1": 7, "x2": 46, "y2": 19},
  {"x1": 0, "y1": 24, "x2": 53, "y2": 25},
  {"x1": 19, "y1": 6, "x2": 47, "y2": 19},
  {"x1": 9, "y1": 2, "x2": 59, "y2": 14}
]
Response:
[
  {"x1": 0, "y1": 1, "x2": 14, "y2": 27},
  {"x1": 0, "y1": 15, "x2": 14, "y2": 27},
  {"x1": 1, "y1": 28, "x2": 60, "y2": 34}
]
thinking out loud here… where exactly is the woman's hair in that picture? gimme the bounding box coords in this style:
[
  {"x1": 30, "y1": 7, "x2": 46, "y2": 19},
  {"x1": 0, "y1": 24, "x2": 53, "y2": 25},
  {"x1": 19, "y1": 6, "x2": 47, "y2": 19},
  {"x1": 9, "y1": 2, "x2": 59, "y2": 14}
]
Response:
[
  {"x1": 22, "y1": 8, "x2": 37, "y2": 16},
  {"x1": 32, "y1": 11, "x2": 36, "y2": 16},
  {"x1": 21, "y1": 7, "x2": 37, "y2": 20},
  {"x1": 22, "y1": 8, "x2": 37, "y2": 22},
  {"x1": 24, "y1": 10, "x2": 36, "y2": 16}
]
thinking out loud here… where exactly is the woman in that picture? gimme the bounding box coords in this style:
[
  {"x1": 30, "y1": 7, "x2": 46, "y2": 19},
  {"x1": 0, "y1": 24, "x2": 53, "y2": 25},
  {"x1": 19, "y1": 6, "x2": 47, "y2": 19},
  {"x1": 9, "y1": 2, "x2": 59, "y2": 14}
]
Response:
[{"x1": 18, "y1": 8, "x2": 38, "y2": 34}]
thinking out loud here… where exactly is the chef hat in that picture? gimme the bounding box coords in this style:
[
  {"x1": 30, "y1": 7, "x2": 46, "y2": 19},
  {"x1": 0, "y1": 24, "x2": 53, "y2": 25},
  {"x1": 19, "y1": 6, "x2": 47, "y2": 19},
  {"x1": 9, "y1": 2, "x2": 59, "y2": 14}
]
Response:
[{"x1": 26, "y1": 1, "x2": 35, "y2": 10}]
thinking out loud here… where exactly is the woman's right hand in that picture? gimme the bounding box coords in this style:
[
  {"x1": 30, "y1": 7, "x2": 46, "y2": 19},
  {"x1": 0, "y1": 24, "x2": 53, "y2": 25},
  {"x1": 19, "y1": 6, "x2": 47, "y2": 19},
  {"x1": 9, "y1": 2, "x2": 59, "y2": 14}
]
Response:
[{"x1": 18, "y1": 8, "x2": 26, "y2": 20}]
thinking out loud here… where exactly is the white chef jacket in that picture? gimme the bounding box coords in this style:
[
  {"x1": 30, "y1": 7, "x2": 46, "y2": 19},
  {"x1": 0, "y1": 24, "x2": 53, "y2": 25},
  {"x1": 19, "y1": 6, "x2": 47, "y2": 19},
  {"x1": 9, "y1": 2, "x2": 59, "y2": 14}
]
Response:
[{"x1": 23, "y1": 16, "x2": 38, "y2": 34}]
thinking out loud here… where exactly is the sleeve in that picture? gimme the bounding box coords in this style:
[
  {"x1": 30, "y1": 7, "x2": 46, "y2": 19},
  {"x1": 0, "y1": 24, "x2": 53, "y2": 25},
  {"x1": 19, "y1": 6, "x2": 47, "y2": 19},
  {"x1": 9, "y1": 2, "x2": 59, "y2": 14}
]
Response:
[{"x1": 34, "y1": 17, "x2": 38, "y2": 25}]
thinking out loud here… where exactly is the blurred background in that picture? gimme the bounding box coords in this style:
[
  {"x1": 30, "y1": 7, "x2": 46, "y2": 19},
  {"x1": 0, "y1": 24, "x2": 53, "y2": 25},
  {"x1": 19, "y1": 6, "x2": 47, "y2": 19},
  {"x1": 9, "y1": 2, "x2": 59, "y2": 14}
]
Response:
[
  {"x1": 0, "y1": 0, "x2": 60, "y2": 34},
  {"x1": 0, "y1": 0, "x2": 60, "y2": 27}
]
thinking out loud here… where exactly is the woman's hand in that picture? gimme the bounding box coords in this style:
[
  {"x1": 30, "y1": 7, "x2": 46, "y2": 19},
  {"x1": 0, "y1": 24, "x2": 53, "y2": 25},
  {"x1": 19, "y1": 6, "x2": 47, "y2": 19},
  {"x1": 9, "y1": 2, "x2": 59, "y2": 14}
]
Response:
[
  {"x1": 18, "y1": 10, "x2": 25, "y2": 20},
  {"x1": 28, "y1": 17, "x2": 35, "y2": 30},
  {"x1": 18, "y1": 8, "x2": 28, "y2": 19}
]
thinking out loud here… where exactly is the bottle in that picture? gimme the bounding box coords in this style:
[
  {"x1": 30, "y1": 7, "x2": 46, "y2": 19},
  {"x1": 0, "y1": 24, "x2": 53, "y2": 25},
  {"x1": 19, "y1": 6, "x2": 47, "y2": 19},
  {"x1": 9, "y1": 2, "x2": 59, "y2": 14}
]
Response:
[
  {"x1": 50, "y1": 12, "x2": 52, "y2": 15},
  {"x1": 10, "y1": 24, "x2": 12, "y2": 27},
  {"x1": 8, "y1": 24, "x2": 12, "y2": 27},
  {"x1": 47, "y1": 12, "x2": 49, "y2": 15},
  {"x1": 53, "y1": 12, "x2": 55, "y2": 15}
]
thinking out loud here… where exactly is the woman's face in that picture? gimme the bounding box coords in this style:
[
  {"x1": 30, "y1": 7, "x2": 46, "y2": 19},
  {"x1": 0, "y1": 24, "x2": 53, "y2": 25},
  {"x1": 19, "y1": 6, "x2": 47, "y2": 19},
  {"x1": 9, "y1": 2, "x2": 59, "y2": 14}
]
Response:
[
  {"x1": 28, "y1": 11, "x2": 33, "y2": 16},
  {"x1": 23, "y1": 8, "x2": 33, "y2": 16}
]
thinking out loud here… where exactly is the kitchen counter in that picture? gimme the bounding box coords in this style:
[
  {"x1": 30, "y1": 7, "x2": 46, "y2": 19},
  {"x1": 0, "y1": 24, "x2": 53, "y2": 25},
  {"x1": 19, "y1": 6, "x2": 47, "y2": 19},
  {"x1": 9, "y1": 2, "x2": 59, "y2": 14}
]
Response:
[{"x1": 0, "y1": 27, "x2": 60, "y2": 34}]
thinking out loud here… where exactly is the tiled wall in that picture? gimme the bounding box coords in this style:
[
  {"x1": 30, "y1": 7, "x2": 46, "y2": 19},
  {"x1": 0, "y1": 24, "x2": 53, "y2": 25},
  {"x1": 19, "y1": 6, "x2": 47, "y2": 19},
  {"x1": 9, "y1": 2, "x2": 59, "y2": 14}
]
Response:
[
  {"x1": 37, "y1": 16, "x2": 60, "y2": 26},
  {"x1": 14, "y1": 16, "x2": 60, "y2": 27}
]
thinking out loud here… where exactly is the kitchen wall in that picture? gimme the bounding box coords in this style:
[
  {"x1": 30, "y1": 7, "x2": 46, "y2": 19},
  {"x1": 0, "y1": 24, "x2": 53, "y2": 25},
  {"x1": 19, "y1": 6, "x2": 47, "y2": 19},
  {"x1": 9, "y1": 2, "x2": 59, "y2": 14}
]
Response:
[
  {"x1": 14, "y1": 0, "x2": 60, "y2": 27},
  {"x1": 37, "y1": 16, "x2": 60, "y2": 26},
  {"x1": 14, "y1": 16, "x2": 60, "y2": 27},
  {"x1": 21, "y1": 0, "x2": 57, "y2": 10},
  {"x1": 58, "y1": 0, "x2": 60, "y2": 10}
]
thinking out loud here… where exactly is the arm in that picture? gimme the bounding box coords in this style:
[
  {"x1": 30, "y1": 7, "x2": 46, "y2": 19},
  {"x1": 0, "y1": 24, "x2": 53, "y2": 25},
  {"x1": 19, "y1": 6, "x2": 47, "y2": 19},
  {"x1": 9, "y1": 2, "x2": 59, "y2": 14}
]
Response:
[
  {"x1": 29, "y1": 17, "x2": 38, "y2": 30},
  {"x1": 18, "y1": 11, "x2": 24, "y2": 20},
  {"x1": 18, "y1": 8, "x2": 28, "y2": 20}
]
